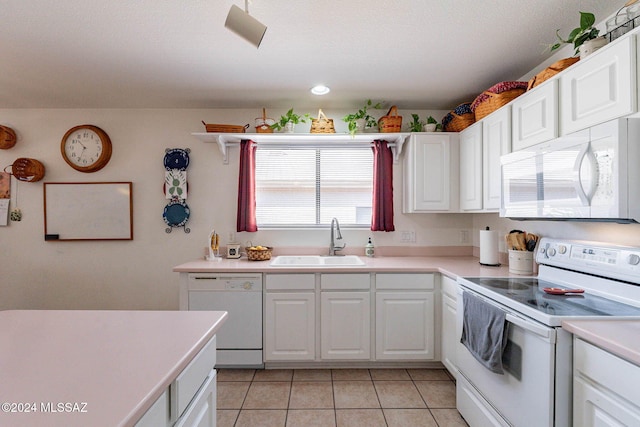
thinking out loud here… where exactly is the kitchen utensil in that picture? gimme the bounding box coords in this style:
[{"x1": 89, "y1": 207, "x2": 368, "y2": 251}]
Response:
[
  {"x1": 543, "y1": 287, "x2": 585, "y2": 295},
  {"x1": 525, "y1": 233, "x2": 539, "y2": 251}
]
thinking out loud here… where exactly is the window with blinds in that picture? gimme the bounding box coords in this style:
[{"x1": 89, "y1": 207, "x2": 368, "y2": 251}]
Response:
[{"x1": 255, "y1": 147, "x2": 373, "y2": 227}]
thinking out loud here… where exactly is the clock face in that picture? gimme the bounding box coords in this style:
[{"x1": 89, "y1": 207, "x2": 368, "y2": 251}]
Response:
[{"x1": 61, "y1": 125, "x2": 112, "y2": 172}]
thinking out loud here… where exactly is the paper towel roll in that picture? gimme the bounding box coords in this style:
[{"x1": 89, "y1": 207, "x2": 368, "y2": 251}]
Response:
[{"x1": 479, "y1": 228, "x2": 500, "y2": 266}]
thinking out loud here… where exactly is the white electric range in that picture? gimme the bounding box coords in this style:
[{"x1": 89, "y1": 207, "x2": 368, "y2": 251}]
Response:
[{"x1": 456, "y1": 238, "x2": 640, "y2": 427}]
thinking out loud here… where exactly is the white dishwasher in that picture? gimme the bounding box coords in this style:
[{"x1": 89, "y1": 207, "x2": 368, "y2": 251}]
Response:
[{"x1": 186, "y1": 273, "x2": 263, "y2": 368}]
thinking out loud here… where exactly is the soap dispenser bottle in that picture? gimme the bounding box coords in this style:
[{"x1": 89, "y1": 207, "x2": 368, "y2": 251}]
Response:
[{"x1": 365, "y1": 237, "x2": 375, "y2": 257}]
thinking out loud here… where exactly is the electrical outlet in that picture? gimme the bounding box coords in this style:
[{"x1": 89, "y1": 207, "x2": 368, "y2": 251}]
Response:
[
  {"x1": 460, "y1": 230, "x2": 469, "y2": 243},
  {"x1": 400, "y1": 231, "x2": 416, "y2": 243}
]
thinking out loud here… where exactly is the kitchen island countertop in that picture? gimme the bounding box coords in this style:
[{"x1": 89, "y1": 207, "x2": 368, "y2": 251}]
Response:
[
  {"x1": 562, "y1": 319, "x2": 640, "y2": 366},
  {"x1": 0, "y1": 309, "x2": 227, "y2": 427},
  {"x1": 173, "y1": 255, "x2": 515, "y2": 279}
]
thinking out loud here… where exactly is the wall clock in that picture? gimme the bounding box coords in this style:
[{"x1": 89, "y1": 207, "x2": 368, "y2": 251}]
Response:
[{"x1": 60, "y1": 125, "x2": 112, "y2": 172}]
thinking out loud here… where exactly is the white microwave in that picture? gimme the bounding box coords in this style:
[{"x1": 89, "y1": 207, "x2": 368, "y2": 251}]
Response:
[{"x1": 501, "y1": 118, "x2": 640, "y2": 223}]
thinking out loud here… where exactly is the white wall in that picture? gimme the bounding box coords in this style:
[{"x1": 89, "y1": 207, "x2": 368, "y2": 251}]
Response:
[{"x1": 0, "y1": 107, "x2": 474, "y2": 310}]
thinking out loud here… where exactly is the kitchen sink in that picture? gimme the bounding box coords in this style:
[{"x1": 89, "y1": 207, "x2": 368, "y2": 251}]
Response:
[{"x1": 270, "y1": 255, "x2": 365, "y2": 267}]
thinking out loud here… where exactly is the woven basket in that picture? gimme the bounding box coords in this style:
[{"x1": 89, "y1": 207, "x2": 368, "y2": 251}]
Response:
[
  {"x1": 527, "y1": 57, "x2": 580, "y2": 90},
  {"x1": 310, "y1": 109, "x2": 335, "y2": 134},
  {"x1": 202, "y1": 121, "x2": 249, "y2": 133},
  {"x1": 0, "y1": 125, "x2": 16, "y2": 150},
  {"x1": 246, "y1": 246, "x2": 273, "y2": 261},
  {"x1": 12, "y1": 158, "x2": 45, "y2": 182},
  {"x1": 255, "y1": 108, "x2": 275, "y2": 133},
  {"x1": 378, "y1": 106, "x2": 402, "y2": 132},
  {"x1": 442, "y1": 103, "x2": 475, "y2": 132},
  {"x1": 473, "y1": 88, "x2": 526, "y2": 121}
]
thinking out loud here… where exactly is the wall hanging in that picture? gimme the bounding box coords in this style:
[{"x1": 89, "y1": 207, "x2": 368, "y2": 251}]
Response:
[
  {"x1": 163, "y1": 148, "x2": 191, "y2": 233},
  {"x1": 0, "y1": 125, "x2": 17, "y2": 149}
]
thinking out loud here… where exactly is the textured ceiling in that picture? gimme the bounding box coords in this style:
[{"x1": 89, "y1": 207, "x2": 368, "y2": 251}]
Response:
[{"x1": 0, "y1": 1, "x2": 622, "y2": 110}]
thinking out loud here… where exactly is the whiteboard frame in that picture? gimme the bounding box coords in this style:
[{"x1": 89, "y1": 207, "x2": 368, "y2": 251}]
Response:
[{"x1": 43, "y1": 182, "x2": 133, "y2": 241}]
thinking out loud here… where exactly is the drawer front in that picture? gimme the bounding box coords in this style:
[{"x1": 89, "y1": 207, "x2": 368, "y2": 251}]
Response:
[
  {"x1": 375, "y1": 273, "x2": 434, "y2": 290},
  {"x1": 265, "y1": 274, "x2": 315, "y2": 290},
  {"x1": 171, "y1": 335, "x2": 217, "y2": 420},
  {"x1": 320, "y1": 273, "x2": 370, "y2": 290},
  {"x1": 575, "y1": 338, "x2": 640, "y2": 407},
  {"x1": 441, "y1": 275, "x2": 458, "y2": 299}
]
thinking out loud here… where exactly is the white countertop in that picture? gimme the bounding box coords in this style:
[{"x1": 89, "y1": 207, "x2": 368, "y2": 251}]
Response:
[
  {"x1": 562, "y1": 319, "x2": 640, "y2": 366},
  {"x1": 0, "y1": 310, "x2": 227, "y2": 427},
  {"x1": 173, "y1": 255, "x2": 515, "y2": 279}
]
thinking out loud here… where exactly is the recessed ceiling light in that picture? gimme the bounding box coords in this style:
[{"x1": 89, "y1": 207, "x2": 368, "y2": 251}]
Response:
[{"x1": 311, "y1": 85, "x2": 330, "y2": 95}]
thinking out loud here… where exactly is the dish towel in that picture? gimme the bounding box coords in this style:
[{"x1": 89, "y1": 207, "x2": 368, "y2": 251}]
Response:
[{"x1": 460, "y1": 291, "x2": 510, "y2": 374}]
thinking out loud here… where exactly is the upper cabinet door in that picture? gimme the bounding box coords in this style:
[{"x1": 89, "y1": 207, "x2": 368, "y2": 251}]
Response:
[
  {"x1": 459, "y1": 122, "x2": 483, "y2": 211},
  {"x1": 512, "y1": 80, "x2": 558, "y2": 151},
  {"x1": 403, "y1": 133, "x2": 460, "y2": 212},
  {"x1": 482, "y1": 107, "x2": 511, "y2": 211},
  {"x1": 560, "y1": 36, "x2": 636, "y2": 135}
]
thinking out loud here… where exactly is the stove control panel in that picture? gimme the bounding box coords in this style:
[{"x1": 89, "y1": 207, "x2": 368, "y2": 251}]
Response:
[{"x1": 537, "y1": 238, "x2": 640, "y2": 284}]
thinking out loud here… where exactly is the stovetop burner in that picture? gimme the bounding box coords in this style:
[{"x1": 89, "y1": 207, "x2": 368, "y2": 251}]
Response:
[{"x1": 462, "y1": 277, "x2": 640, "y2": 319}]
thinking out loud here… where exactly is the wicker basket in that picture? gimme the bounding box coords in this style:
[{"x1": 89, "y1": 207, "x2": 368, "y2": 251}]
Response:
[
  {"x1": 246, "y1": 246, "x2": 273, "y2": 261},
  {"x1": 471, "y1": 82, "x2": 528, "y2": 121},
  {"x1": 378, "y1": 106, "x2": 402, "y2": 132},
  {"x1": 0, "y1": 125, "x2": 16, "y2": 150},
  {"x1": 442, "y1": 103, "x2": 475, "y2": 132},
  {"x1": 310, "y1": 109, "x2": 335, "y2": 134},
  {"x1": 527, "y1": 57, "x2": 580, "y2": 90},
  {"x1": 255, "y1": 108, "x2": 275, "y2": 133},
  {"x1": 12, "y1": 158, "x2": 45, "y2": 182},
  {"x1": 202, "y1": 121, "x2": 249, "y2": 133}
]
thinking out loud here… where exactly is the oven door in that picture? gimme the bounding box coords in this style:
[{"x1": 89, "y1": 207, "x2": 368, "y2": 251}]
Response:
[{"x1": 456, "y1": 287, "x2": 556, "y2": 427}]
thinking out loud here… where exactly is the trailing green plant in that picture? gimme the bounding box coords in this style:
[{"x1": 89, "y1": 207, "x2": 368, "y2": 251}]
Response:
[
  {"x1": 270, "y1": 108, "x2": 310, "y2": 131},
  {"x1": 342, "y1": 99, "x2": 383, "y2": 136},
  {"x1": 426, "y1": 116, "x2": 438, "y2": 125},
  {"x1": 408, "y1": 114, "x2": 425, "y2": 132},
  {"x1": 550, "y1": 11, "x2": 600, "y2": 56}
]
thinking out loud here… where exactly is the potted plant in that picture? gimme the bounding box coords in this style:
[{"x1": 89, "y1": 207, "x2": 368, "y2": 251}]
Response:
[
  {"x1": 424, "y1": 116, "x2": 439, "y2": 132},
  {"x1": 343, "y1": 100, "x2": 383, "y2": 136},
  {"x1": 551, "y1": 11, "x2": 606, "y2": 58},
  {"x1": 408, "y1": 114, "x2": 425, "y2": 132},
  {"x1": 271, "y1": 108, "x2": 310, "y2": 133}
]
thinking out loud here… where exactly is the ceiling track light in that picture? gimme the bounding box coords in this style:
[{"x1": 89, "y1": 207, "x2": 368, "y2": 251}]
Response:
[{"x1": 225, "y1": 0, "x2": 267, "y2": 48}]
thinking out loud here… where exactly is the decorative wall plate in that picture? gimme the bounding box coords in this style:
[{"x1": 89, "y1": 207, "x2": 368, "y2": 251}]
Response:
[
  {"x1": 163, "y1": 148, "x2": 190, "y2": 171},
  {"x1": 163, "y1": 199, "x2": 190, "y2": 233}
]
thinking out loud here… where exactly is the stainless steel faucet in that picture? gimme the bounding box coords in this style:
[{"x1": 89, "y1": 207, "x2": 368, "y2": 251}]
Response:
[{"x1": 329, "y1": 217, "x2": 346, "y2": 256}]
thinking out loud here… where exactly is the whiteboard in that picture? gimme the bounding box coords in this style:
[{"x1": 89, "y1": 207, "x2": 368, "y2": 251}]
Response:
[{"x1": 44, "y1": 182, "x2": 133, "y2": 241}]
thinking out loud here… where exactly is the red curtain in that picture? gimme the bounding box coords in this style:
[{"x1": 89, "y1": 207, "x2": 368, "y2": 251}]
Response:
[
  {"x1": 237, "y1": 139, "x2": 258, "y2": 232},
  {"x1": 371, "y1": 140, "x2": 395, "y2": 231}
]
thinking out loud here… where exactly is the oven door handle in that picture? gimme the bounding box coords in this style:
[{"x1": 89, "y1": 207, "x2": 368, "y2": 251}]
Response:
[{"x1": 505, "y1": 313, "x2": 555, "y2": 342}]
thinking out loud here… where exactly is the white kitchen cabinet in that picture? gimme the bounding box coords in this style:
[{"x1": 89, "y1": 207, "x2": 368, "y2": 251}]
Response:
[
  {"x1": 136, "y1": 335, "x2": 217, "y2": 427},
  {"x1": 573, "y1": 337, "x2": 640, "y2": 426},
  {"x1": 440, "y1": 275, "x2": 458, "y2": 379},
  {"x1": 174, "y1": 370, "x2": 217, "y2": 427},
  {"x1": 265, "y1": 292, "x2": 315, "y2": 361},
  {"x1": 321, "y1": 291, "x2": 371, "y2": 360},
  {"x1": 403, "y1": 133, "x2": 460, "y2": 212},
  {"x1": 512, "y1": 79, "x2": 558, "y2": 151},
  {"x1": 459, "y1": 121, "x2": 483, "y2": 211},
  {"x1": 375, "y1": 273, "x2": 435, "y2": 360},
  {"x1": 264, "y1": 274, "x2": 316, "y2": 361},
  {"x1": 560, "y1": 36, "x2": 636, "y2": 135},
  {"x1": 482, "y1": 107, "x2": 511, "y2": 211}
]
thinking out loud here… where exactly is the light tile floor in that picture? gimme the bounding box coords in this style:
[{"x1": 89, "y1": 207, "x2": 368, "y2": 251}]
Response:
[{"x1": 216, "y1": 368, "x2": 468, "y2": 427}]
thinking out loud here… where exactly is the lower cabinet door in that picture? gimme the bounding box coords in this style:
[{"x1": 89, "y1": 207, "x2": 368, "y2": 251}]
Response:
[
  {"x1": 321, "y1": 292, "x2": 370, "y2": 360},
  {"x1": 375, "y1": 292, "x2": 434, "y2": 360},
  {"x1": 265, "y1": 292, "x2": 315, "y2": 361},
  {"x1": 441, "y1": 292, "x2": 458, "y2": 377},
  {"x1": 174, "y1": 369, "x2": 216, "y2": 427}
]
